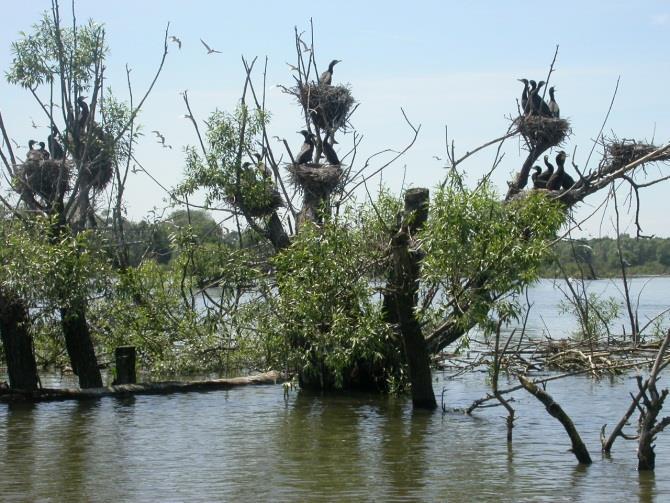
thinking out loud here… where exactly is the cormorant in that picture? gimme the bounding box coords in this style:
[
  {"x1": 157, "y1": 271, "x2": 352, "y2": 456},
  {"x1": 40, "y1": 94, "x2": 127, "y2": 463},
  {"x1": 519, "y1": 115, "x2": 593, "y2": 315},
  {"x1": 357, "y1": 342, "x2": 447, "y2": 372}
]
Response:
[
  {"x1": 547, "y1": 151, "x2": 567, "y2": 190},
  {"x1": 518, "y1": 78, "x2": 530, "y2": 114},
  {"x1": 530, "y1": 81, "x2": 552, "y2": 117},
  {"x1": 319, "y1": 59, "x2": 341, "y2": 86},
  {"x1": 548, "y1": 86, "x2": 560, "y2": 118},
  {"x1": 322, "y1": 131, "x2": 340, "y2": 165},
  {"x1": 48, "y1": 127, "x2": 65, "y2": 160},
  {"x1": 27, "y1": 140, "x2": 42, "y2": 161},
  {"x1": 295, "y1": 130, "x2": 315, "y2": 164},
  {"x1": 531, "y1": 165, "x2": 545, "y2": 188},
  {"x1": 527, "y1": 80, "x2": 537, "y2": 114},
  {"x1": 76, "y1": 96, "x2": 89, "y2": 131},
  {"x1": 537, "y1": 154, "x2": 554, "y2": 186},
  {"x1": 38, "y1": 141, "x2": 50, "y2": 160}
]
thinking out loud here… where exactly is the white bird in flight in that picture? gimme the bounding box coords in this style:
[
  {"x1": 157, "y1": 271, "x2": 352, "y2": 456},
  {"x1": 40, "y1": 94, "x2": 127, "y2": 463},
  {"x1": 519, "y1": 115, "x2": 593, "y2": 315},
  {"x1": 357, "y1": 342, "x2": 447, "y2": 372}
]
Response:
[{"x1": 200, "y1": 39, "x2": 221, "y2": 54}]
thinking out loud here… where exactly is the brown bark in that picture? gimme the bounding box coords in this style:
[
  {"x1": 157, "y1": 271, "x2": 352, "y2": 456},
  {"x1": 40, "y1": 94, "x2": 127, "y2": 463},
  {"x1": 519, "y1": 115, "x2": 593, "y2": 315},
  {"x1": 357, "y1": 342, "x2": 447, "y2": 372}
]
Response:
[
  {"x1": 384, "y1": 188, "x2": 436, "y2": 410},
  {"x1": 60, "y1": 299, "x2": 103, "y2": 389},
  {"x1": 0, "y1": 288, "x2": 39, "y2": 391},
  {"x1": 519, "y1": 375, "x2": 592, "y2": 464}
]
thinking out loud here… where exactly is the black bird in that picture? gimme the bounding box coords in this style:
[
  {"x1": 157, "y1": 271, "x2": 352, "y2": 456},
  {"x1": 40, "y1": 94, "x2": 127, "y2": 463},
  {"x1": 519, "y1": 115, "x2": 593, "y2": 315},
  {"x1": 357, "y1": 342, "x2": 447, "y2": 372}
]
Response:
[
  {"x1": 547, "y1": 151, "x2": 567, "y2": 190},
  {"x1": 319, "y1": 59, "x2": 341, "y2": 86},
  {"x1": 295, "y1": 130, "x2": 315, "y2": 164},
  {"x1": 527, "y1": 80, "x2": 537, "y2": 114},
  {"x1": 530, "y1": 81, "x2": 552, "y2": 117},
  {"x1": 548, "y1": 86, "x2": 560, "y2": 118},
  {"x1": 38, "y1": 141, "x2": 50, "y2": 160},
  {"x1": 322, "y1": 131, "x2": 340, "y2": 165},
  {"x1": 26, "y1": 139, "x2": 42, "y2": 161},
  {"x1": 518, "y1": 78, "x2": 530, "y2": 114},
  {"x1": 48, "y1": 127, "x2": 65, "y2": 160},
  {"x1": 76, "y1": 96, "x2": 89, "y2": 131},
  {"x1": 537, "y1": 155, "x2": 554, "y2": 186},
  {"x1": 531, "y1": 165, "x2": 545, "y2": 188}
]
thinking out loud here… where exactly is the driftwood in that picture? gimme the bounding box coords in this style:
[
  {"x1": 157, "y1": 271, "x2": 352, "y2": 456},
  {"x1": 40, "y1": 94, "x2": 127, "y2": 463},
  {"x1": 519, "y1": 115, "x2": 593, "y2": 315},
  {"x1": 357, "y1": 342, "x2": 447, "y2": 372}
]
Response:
[
  {"x1": 518, "y1": 375, "x2": 592, "y2": 464},
  {"x1": 0, "y1": 370, "x2": 283, "y2": 403}
]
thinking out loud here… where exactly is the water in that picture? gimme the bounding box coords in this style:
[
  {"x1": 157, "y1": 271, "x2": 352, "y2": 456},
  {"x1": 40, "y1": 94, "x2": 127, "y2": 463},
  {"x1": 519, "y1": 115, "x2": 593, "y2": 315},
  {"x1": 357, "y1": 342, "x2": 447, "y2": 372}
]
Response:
[{"x1": 1, "y1": 278, "x2": 670, "y2": 501}]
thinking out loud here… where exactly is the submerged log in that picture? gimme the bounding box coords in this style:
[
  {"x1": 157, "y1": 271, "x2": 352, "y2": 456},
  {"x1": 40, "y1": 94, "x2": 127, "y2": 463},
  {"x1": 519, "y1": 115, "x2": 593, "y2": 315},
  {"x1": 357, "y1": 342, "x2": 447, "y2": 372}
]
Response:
[
  {"x1": 0, "y1": 371, "x2": 283, "y2": 403},
  {"x1": 518, "y1": 375, "x2": 592, "y2": 465}
]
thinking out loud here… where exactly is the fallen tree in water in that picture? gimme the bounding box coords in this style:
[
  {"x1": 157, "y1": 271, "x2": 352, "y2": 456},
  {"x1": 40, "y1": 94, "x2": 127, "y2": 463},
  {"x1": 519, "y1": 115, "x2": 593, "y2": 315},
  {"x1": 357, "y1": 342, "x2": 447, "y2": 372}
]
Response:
[{"x1": 0, "y1": 370, "x2": 283, "y2": 403}]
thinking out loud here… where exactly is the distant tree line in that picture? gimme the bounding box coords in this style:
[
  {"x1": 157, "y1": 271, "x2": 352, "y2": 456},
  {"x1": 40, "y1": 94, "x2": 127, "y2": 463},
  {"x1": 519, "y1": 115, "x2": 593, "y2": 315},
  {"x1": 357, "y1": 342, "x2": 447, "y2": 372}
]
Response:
[{"x1": 541, "y1": 235, "x2": 670, "y2": 278}]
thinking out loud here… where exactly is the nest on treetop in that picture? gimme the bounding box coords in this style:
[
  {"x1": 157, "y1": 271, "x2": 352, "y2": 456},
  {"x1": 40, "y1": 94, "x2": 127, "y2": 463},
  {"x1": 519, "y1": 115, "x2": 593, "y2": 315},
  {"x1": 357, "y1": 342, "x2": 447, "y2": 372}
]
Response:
[
  {"x1": 515, "y1": 115, "x2": 570, "y2": 147},
  {"x1": 226, "y1": 173, "x2": 283, "y2": 218},
  {"x1": 15, "y1": 159, "x2": 70, "y2": 202},
  {"x1": 287, "y1": 162, "x2": 343, "y2": 195},
  {"x1": 293, "y1": 83, "x2": 354, "y2": 131},
  {"x1": 606, "y1": 140, "x2": 670, "y2": 171}
]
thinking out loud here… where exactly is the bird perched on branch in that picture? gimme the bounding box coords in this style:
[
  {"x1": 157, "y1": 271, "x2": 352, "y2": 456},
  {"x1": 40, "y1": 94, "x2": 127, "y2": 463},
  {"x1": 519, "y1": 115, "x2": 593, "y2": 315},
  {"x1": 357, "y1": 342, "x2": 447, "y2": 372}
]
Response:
[
  {"x1": 531, "y1": 165, "x2": 545, "y2": 188},
  {"x1": 537, "y1": 155, "x2": 554, "y2": 187},
  {"x1": 319, "y1": 59, "x2": 341, "y2": 86},
  {"x1": 76, "y1": 96, "x2": 90, "y2": 131},
  {"x1": 548, "y1": 87, "x2": 560, "y2": 118},
  {"x1": 48, "y1": 127, "x2": 65, "y2": 160},
  {"x1": 295, "y1": 130, "x2": 315, "y2": 164},
  {"x1": 322, "y1": 131, "x2": 340, "y2": 165},
  {"x1": 530, "y1": 81, "x2": 552, "y2": 117},
  {"x1": 518, "y1": 78, "x2": 530, "y2": 114},
  {"x1": 200, "y1": 39, "x2": 221, "y2": 54},
  {"x1": 26, "y1": 139, "x2": 42, "y2": 161},
  {"x1": 38, "y1": 141, "x2": 50, "y2": 160},
  {"x1": 547, "y1": 151, "x2": 568, "y2": 190}
]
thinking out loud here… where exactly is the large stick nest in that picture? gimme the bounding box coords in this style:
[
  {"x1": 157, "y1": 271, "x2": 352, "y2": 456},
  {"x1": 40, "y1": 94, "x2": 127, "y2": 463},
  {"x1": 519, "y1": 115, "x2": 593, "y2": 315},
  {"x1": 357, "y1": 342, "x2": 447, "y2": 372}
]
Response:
[
  {"x1": 15, "y1": 159, "x2": 70, "y2": 201},
  {"x1": 226, "y1": 172, "x2": 283, "y2": 218},
  {"x1": 287, "y1": 163, "x2": 344, "y2": 195},
  {"x1": 293, "y1": 83, "x2": 355, "y2": 131},
  {"x1": 515, "y1": 115, "x2": 570, "y2": 147},
  {"x1": 605, "y1": 140, "x2": 670, "y2": 170}
]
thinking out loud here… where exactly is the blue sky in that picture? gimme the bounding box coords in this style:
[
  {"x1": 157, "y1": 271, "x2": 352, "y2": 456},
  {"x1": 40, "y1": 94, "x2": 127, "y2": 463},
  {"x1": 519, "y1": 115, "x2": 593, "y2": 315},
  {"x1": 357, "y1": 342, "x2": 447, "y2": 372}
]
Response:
[{"x1": 1, "y1": 1, "x2": 669, "y2": 236}]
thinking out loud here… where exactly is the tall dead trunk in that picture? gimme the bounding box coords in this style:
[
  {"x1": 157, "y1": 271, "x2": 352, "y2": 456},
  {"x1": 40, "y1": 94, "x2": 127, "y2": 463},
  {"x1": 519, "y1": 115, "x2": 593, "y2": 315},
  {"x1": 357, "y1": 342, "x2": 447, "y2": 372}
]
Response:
[
  {"x1": 384, "y1": 188, "x2": 436, "y2": 410},
  {"x1": 60, "y1": 299, "x2": 102, "y2": 389},
  {"x1": 0, "y1": 288, "x2": 40, "y2": 391}
]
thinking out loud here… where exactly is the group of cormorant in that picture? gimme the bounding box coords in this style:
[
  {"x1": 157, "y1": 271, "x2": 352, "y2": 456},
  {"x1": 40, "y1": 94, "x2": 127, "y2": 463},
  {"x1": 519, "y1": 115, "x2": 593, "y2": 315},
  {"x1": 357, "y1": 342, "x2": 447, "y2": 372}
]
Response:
[
  {"x1": 25, "y1": 95, "x2": 90, "y2": 162},
  {"x1": 518, "y1": 78, "x2": 559, "y2": 118},
  {"x1": 293, "y1": 59, "x2": 342, "y2": 166},
  {"x1": 531, "y1": 151, "x2": 574, "y2": 191}
]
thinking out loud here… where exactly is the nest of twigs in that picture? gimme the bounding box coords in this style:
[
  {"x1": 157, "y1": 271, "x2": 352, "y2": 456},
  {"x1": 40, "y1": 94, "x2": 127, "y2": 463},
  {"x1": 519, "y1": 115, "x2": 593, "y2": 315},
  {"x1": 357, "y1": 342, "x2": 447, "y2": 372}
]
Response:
[
  {"x1": 515, "y1": 115, "x2": 570, "y2": 146},
  {"x1": 15, "y1": 159, "x2": 70, "y2": 201},
  {"x1": 287, "y1": 163, "x2": 343, "y2": 195},
  {"x1": 295, "y1": 83, "x2": 354, "y2": 131},
  {"x1": 226, "y1": 174, "x2": 283, "y2": 218},
  {"x1": 606, "y1": 140, "x2": 670, "y2": 171}
]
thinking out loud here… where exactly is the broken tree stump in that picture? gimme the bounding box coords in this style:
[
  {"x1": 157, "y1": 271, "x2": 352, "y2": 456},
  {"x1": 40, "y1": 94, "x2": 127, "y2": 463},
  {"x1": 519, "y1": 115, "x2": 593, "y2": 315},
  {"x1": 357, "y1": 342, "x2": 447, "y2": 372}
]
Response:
[{"x1": 114, "y1": 346, "x2": 137, "y2": 385}]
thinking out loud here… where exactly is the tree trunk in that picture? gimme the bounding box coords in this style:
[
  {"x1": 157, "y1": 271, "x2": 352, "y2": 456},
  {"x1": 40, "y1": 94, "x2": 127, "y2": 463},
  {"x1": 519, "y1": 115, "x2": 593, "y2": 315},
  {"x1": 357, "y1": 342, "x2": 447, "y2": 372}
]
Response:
[
  {"x1": 0, "y1": 288, "x2": 39, "y2": 391},
  {"x1": 60, "y1": 299, "x2": 102, "y2": 389},
  {"x1": 384, "y1": 188, "x2": 436, "y2": 410}
]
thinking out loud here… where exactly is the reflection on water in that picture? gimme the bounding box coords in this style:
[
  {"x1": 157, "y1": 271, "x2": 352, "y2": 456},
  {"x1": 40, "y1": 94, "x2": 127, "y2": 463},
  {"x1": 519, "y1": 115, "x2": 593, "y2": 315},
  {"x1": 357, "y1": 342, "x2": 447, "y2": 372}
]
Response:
[
  {"x1": 1, "y1": 372, "x2": 669, "y2": 501},
  {"x1": 1, "y1": 277, "x2": 669, "y2": 500}
]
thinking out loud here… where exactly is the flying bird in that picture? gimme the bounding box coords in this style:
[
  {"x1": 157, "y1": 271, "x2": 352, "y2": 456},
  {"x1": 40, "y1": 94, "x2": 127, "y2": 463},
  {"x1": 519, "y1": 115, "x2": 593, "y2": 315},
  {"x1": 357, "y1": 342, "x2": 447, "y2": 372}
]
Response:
[
  {"x1": 200, "y1": 39, "x2": 221, "y2": 54},
  {"x1": 169, "y1": 36, "x2": 182, "y2": 49},
  {"x1": 152, "y1": 130, "x2": 172, "y2": 149},
  {"x1": 298, "y1": 37, "x2": 312, "y2": 54}
]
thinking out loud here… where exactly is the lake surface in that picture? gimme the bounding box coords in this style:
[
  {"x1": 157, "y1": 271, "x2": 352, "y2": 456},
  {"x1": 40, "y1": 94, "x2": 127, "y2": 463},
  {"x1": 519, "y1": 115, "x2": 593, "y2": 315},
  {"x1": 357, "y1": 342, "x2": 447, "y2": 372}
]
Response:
[{"x1": 1, "y1": 278, "x2": 670, "y2": 501}]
